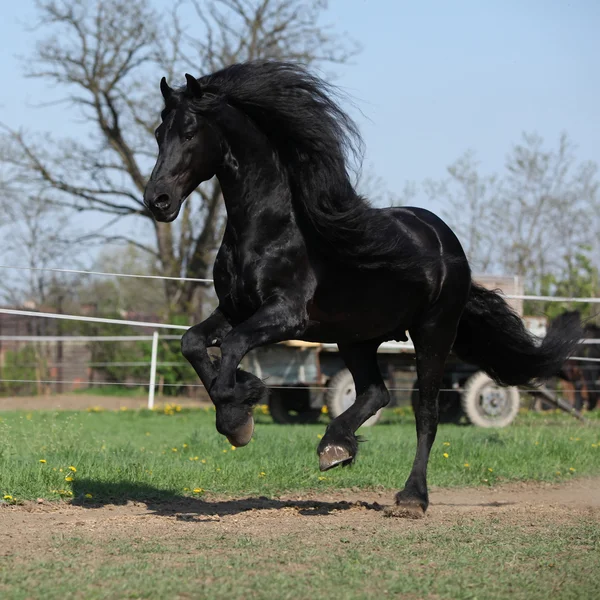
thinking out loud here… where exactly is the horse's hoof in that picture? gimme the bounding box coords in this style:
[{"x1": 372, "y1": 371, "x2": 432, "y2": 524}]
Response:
[
  {"x1": 226, "y1": 415, "x2": 254, "y2": 447},
  {"x1": 318, "y1": 444, "x2": 354, "y2": 471},
  {"x1": 383, "y1": 502, "x2": 426, "y2": 519},
  {"x1": 384, "y1": 491, "x2": 428, "y2": 519}
]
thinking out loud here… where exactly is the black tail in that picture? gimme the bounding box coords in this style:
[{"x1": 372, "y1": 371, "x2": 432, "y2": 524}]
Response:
[{"x1": 453, "y1": 283, "x2": 582, "y2": 386}]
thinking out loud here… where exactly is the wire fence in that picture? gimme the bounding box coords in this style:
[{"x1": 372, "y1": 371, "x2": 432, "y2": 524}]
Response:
[{"x1": 0, "y1": 263, "x2": 598, "y2": 410}]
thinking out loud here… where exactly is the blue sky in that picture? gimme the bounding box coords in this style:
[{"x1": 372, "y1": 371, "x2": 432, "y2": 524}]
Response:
[{"x1": 1, "y1": 0, "x2": 599, "y2": 222}]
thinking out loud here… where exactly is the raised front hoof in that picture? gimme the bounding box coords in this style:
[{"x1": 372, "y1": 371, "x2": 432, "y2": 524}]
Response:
[
  {"x1": 384, "y1": 491, "x2": 428, "y2": 519},
  {"x1": 318, "y1": 444, "x2": 354, "y2": 471},
  {"x1": 225, "y1": 415, "x2": 255, "y2": 447}
]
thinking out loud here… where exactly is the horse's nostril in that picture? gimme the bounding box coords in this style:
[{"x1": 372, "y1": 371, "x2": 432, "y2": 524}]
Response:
[{"x1": 154, "y1": 194, "x2": 171, "y2": 211}]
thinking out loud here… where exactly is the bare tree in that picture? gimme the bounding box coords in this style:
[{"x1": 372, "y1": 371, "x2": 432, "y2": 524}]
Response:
[
  {"x1": 1, "y1": 0, "x2": 359, "y2": 319},
  {"x1": 427, "y1": 133, "x2": 599, "y2": 291},
  {"x1": 423, "y1": 151, "x2": 499, "y2": 273},
  {"x1": 499, "y1": 133, "x2": 598, "y2": 290}
]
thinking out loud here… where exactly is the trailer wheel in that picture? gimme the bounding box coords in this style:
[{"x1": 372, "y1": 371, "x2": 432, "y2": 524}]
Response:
[
  {"x1": 268, "y1": 387, "x2": 322, "y2": 424},
  {"x1": 461, "y1": 371, "x2": 520, "y2": 428},
  {"x1": 325, "y1": 369, "x2": 383, "y2": 427}
]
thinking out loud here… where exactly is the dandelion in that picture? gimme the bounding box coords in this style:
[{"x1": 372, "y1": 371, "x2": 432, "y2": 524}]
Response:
[
  {"x1": 317, "y1": 434, "x2": 323, "y2": 439},
  {"x1": 183, "y1": 443, "x2": 188, "y2": 448},
  {"x1": 488, "y1": 468, "x2": 493, "y2": 472},
  {"x1": 556, "y1": 472, "x2": 561, "y2": 475},
  {"x1": 39, "y1": 459, "x2": 47, "y2": 464},
  {"x1": 85, "y1": 493, "x2": 93, "y2": 499},
  {"x1": 59, "y1": 468, "x2": 63, "y2": 473},
  {"x1": 68, "y1": 466, "x2": 77, "y2": 472},
  {"x1": 569, "y1": 467, "x2": 576, "y2": 473},
  {"x1": 321, "y1": 406, "x2": 328, "y2": 414},
  {"x1": 3, "y1": 495, "x2": 13, "y2": 501},
  {"x1": 463, "y1": 463, "x2": 470, "y2": 468},
  {"x1": 201, "y1": 459, "x2": 206, "y2": 464},
  {"x1": 443, "y1": 442, "x2": 450, "y2": 447},
  {"x1": 259, "y1": 471, "x2": 266, "y2": 478},
  {"x1": 65, "y1": 476, "x2": 74, "y2": 482},
  {"x1": 193, "y1": 488, "x2": 203, "y2": 494},
  {"x1": 443, "y1": 453, "x2": 449, "y2": 458},
  {"x1": 172, "y1": 448, "x2": 178, "y2": 452},
  {"x1": 183, "y1": 487, "x2": 189, "y2": 492},
  {"x1": 231, "y1": 446, "x2": 237, "y2": 451},
  {"x1": 318, "y1": 476, "x2": 327, "y2": 481},
  {"x1": 592, "y1": 444, "x2": 598, "y2": 448}
]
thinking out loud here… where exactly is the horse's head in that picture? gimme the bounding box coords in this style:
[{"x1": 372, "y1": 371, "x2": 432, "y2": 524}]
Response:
[{"x1": 144, "y1": 75, "x2": 223, "y2": 222}]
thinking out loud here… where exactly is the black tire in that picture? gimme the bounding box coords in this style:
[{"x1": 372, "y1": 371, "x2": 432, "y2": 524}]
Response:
[
  {"x1": 268, "y1": 387, "x2": 322, "y2": 424},
  {"x1": 325, "y1": 368, "x2": 382, "y2": 427},
  {"x1": 410, "y1": 381, "x2": 463, "y2": 424},
  {"x1": 461, "y1": 371, "x2": 520, "y2": 428}
]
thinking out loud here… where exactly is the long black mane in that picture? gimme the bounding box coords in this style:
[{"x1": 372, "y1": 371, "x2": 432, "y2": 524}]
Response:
[{"x1": 188, "y1": 60, "x2": 437, "y2": 270}]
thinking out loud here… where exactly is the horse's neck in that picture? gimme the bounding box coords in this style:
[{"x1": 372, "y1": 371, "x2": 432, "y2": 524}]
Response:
[{"x1": 216, "y1": 109, "x2": 291, "y2": 233}]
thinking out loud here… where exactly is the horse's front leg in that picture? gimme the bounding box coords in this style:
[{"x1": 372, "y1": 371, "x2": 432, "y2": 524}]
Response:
[
  {"x1": 181, "y1": 308, "x2": 233, "y2": 392},
  {"x1": 210, "y1": 297, "x2": 307, "y2": 446}
]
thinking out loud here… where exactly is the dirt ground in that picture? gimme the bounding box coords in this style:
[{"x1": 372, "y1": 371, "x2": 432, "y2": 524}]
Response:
[
  {"x1": 0, "y1": 393, "x2": 209, "y2": 411},
  {"x1": 2, "y1": 478, "x2": 599, "y2": 552}
]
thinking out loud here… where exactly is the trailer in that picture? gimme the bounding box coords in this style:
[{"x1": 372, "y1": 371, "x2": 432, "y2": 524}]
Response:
[{"x1": 240, "y1": 276, "x2": 550, "y2": 428}]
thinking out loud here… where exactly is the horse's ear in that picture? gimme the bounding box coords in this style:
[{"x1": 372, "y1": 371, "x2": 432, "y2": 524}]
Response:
[
  {"x1": 185, "y1": 73, "x2": 203, "y2": 98},
  {"x1": 160, "y1": 77, "x2": 173, "y2": 102}
]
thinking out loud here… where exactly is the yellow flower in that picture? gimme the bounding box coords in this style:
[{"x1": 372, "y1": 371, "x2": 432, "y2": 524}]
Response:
[
  {"x1": 145, "y1": 432, "x2": 150, "y2": 436},
  {"x1": 556, "y1": 471, "x2": 561, "y2": 475},
  {"x1": 569, "y1": 467, "x2": 576, "y2": 472},
  {"x1": 321, "y1": 406, "x2": 328, "y2": 414},
  {"x1": 443, "y1": 442, "x2": 450, "y2": 447},
  {"x1": 172, "y1": 448, "x2": 178, "y2": 452},
  {"x1": 3, "y1": 495, "x2": 12, "y2": 501},
  {"x1": 231, "y1": 446, "x2": 236, "y2": 451},
  {"x1": 201, "y1": 459, "x2": 206, "y2": 464},
  {"x1": 317, "y1": 434, "x2": 323, "y2": 439},
  {"x1": 488, "y1": 468, "x2": 493, "y2": 472},
  {"x1": 65, "y1": 476, "x2": 74, "y2": 482},
  {"x1": 183, "y1": 443, "x2": 188, "y2": 448},
  {"x1": 193, "y1": 488, "x2": 203, "y2": 494},
  {"x1": 259, "y1": 471, "x2": 266, "y2": 477},
  {"x1": 85, "y1": 493, "x2": 93, "y2": 499},
  {"x1": 443, "y1": 453, "x2": 449, "y2": 458},
  {"x1": 222, "y1": 449, "x2": 227, "y2": 453},
  {"x1": 68, "y1": 466, "x2": 77, "y2": 472},
  {"x1": 592, "y1": 444, "x2": 597, "y2": 448},
  {"x1": 318, "y1": 476, "x2": 327, "y2": 481},
  {"x1": 39, "y1": 459, "x2": 47, "y2": 464},
  {"x1": 463, "y1": 463, "x2": 470, "y2": 468},
  {"x1": 183, "y1": 487, "x2": 190, "y2": 492}
]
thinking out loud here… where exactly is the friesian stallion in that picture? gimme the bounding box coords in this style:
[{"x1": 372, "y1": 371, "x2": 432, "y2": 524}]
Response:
[{"x1": 143, "y1": 61, "x2": 581, "y2": 517}]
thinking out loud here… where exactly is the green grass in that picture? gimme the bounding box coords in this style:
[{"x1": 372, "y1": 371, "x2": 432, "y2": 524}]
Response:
[
  {"x1": 0, "y1": 515, "x2": 598, "y2": 599},
  {"x1": 1, "y1": 408, "x2": 599, "y2": 503}
]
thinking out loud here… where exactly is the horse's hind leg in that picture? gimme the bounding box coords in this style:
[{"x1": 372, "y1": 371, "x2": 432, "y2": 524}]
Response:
[
  {"x1": 386, "y1": 316, "x2": 457, "y2": 519},
  {"x1": 318, "y1": 341, "x2": 390, "y2": 470}
]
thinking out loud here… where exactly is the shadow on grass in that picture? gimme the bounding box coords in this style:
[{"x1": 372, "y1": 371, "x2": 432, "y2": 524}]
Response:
[{"x1": 71, "y1": 478, "x2": 384, "y2": 519}]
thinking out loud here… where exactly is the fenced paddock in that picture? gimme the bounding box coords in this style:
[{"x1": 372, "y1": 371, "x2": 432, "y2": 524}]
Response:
[{"x1": 1, "y1": 264, "x2": 599, "y2": 600}]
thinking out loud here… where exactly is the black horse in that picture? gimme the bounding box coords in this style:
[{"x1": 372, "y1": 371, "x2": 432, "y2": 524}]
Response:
[
  {"x1": 143, "y1": 61, "x2": 581, "y2": 517},
  {"x1": 562, "y1": 323, "x2": 600, "y2": 412}
]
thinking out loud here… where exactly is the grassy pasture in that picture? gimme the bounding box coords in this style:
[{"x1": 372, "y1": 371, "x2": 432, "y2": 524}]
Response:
[{"x1": 1, "y1": 407, "x2": 599, "y2": 503}]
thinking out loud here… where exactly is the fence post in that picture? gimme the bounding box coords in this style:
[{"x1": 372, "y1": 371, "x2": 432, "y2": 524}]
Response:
[{"x1": 148, "y1": 331, "x2": 159, "y2": 410}]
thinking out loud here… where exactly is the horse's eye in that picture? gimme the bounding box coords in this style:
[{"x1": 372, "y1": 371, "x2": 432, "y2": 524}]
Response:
[{"x1": 184, "y1": 132, "x2": 195, "y2": 141}]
